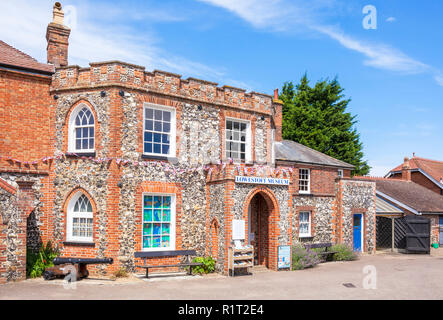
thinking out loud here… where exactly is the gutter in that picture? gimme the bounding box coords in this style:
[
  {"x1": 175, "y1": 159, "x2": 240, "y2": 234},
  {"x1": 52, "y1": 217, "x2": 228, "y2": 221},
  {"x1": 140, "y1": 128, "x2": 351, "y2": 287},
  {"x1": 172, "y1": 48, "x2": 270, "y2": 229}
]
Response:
[
  {"x1": 0, "y1": 63, "x2": 54, "y2": 77},
  {"x1": 275, "y1": 159, "x2": 354, "y2": 170}
]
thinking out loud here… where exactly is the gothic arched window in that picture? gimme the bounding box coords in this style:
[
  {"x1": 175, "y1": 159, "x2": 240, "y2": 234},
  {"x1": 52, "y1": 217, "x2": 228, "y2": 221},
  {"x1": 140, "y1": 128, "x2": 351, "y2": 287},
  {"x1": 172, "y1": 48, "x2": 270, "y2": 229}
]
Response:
[
  {"x1": 66, "y1": 192, "x2": 94, "y2": 242},
  {"x1": 68, "y1": 104, "x2": 95, "y2": 153}
]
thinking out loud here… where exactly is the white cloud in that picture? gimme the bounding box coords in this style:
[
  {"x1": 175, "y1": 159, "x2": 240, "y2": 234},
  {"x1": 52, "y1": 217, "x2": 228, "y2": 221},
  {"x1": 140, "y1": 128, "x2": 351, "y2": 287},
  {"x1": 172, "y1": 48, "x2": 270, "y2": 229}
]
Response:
[
  {"x1": 0, "y1": 0, "x2": 250, "y2": 88},
  {"x1": 199, "y1": 0, "x2": 430, "y2": 75},
  {"x1": 314, "y1": 25, "x2": 429, "y2": 74},
  {"x1": 435, "y1": 74, "x2": 443, "y2": 86},
  {"x1": 386, "y1": 17, "x2": 396, "y2": 23}
]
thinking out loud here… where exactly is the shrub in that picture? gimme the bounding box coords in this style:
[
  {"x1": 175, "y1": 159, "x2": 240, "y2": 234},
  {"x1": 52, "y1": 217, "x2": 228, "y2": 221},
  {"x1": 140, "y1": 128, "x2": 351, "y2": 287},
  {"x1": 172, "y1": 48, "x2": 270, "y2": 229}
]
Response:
[
  {"x1": 113, "y1": 268, "x2": 129, "y2": 278},
  {"x1": 26, "y1": 241, "x2": 59, "y2": 278},
  {"x1": 191, "y1": 257, "x2": 216, "y2": 274},
  {"x1": 331, "y1": 244, "x2": 358, "y2": 261},
  {"x1": 292, "y1": 245, "x2": 321, "y2": 270}
]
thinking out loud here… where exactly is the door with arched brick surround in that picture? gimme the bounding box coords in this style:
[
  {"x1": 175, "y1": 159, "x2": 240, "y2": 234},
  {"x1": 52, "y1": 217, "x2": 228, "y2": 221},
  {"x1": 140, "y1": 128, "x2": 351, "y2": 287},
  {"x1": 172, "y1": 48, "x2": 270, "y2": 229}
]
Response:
[{"x1": 248, "y1": 193, "x2": 271, "y2": 267}]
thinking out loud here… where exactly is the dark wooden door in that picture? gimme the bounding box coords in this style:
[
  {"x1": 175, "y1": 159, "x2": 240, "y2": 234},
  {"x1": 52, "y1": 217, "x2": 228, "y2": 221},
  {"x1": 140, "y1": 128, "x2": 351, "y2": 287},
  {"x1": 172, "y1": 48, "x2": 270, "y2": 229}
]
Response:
[{"x1": 402, "y1": 215, "x2": 431, "y2": 253}]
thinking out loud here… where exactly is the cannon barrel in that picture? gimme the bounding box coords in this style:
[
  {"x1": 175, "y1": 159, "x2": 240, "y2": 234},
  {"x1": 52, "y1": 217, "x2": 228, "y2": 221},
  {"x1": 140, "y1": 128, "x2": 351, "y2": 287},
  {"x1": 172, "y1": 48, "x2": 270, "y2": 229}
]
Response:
[{"x1": 53, "y1": 257, "x2": 114, "y2": 265}]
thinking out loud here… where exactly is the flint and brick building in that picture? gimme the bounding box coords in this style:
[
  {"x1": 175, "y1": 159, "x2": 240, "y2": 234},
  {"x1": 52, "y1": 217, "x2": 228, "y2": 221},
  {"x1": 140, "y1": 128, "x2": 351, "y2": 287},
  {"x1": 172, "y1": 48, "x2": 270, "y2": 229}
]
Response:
[{"x1": 0, "y1": 3, "x2": 376, "y2": 283}]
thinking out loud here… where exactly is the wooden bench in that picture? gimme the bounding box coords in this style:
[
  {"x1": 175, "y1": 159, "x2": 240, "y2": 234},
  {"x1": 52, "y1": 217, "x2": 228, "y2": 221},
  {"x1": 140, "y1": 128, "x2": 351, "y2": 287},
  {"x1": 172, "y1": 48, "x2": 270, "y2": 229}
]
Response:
[
  {"x1": 134, "y1": 250, "x2": 203, "y2": 278},
  {"x1": 304, "y1": 243, "x2": 337, "y2": 261}
]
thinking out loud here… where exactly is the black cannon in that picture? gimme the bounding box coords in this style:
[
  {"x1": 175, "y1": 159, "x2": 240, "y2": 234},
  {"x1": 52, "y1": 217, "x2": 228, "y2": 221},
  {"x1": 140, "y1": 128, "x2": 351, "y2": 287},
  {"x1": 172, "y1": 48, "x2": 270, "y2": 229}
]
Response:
[{"x1": 43, "y1": 257, "x2": 114, "y2": 281}]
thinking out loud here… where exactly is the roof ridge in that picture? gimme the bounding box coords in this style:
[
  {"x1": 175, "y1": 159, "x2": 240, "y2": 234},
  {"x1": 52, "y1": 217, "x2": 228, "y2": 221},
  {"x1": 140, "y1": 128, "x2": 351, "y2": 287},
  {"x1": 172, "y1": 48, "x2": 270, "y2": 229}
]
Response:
[
  {"x1": 353, "y1": 176, "x2": 399, "y2": 181},
  {"x1": 412, "y1": 156, "x2": 443, "y2": 164}
]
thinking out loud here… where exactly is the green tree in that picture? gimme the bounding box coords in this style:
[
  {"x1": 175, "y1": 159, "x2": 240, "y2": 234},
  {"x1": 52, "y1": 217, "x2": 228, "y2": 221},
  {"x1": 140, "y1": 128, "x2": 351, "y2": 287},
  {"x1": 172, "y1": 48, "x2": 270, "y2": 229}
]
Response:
[{"x1": 280, "y1": 74, "x2": 370, "y2": 176}]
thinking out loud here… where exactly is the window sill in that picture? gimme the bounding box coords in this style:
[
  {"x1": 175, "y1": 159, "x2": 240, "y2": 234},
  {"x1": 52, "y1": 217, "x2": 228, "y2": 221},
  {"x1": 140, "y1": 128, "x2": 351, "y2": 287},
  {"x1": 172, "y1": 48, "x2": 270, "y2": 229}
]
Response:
[
  {"x1": 66, "y1": 152, "x2": 96, "y2": 158},
  {"x1": 63, "y1": 241, "x2": 95, "y2": 247},
  {"x1": 141, "y1": 154, "x2": 178, "y2": 162},
  {"x1": 299, "y1": 235, "x2": 313, "y2": 239}
]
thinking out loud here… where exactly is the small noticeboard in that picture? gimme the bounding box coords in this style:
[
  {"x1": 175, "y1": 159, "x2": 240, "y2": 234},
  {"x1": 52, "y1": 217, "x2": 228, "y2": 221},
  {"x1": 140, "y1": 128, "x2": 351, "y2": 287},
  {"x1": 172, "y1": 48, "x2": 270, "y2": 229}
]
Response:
[
  {"x1": 232, "y1": 219, "x2": 246, "y2": 240},
  {"x1": 278, "y1": 245, "x2": 291, "y2": 270}
]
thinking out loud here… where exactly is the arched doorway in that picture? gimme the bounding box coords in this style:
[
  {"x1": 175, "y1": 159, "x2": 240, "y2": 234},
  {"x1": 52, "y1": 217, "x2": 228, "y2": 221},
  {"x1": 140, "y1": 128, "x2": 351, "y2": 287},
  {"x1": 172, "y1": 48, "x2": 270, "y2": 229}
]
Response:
[{"x1": 244, "y1": 189, "x2": 279, "y2": 270}]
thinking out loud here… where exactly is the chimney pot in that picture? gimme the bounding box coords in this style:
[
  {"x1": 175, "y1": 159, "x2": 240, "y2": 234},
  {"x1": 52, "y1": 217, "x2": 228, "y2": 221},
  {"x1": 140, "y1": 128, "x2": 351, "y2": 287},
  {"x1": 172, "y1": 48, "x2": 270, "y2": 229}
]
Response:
[{"x1": 53, "y1": 2, "x2": 65, "y2": 25}]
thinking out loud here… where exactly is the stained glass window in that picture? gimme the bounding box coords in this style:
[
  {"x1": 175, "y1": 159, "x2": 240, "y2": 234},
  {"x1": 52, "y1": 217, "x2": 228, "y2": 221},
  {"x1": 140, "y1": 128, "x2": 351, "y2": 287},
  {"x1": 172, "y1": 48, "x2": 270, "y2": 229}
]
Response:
[{"x1": 143, "y1": 195, "x2": 173, "y2": 250}]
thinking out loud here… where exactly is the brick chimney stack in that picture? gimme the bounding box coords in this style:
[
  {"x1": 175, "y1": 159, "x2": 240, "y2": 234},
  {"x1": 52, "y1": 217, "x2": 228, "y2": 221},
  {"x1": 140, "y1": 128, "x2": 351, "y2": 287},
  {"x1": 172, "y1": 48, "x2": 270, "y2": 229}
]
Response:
[
  {"x1": 402, "y1": 156, "x2": 412, "y2": 181},
  {"x1": 273, "y1": 88, "x2": 283, "y2": 142},
  {"x1": 46, "y1": 2, "x2": 71, "y2": 67}
]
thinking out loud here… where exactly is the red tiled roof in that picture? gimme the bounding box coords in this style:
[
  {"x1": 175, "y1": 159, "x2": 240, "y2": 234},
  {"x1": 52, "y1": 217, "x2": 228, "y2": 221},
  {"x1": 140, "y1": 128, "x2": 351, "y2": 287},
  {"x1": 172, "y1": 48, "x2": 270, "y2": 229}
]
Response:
[
  {"x1": 0, "y1": 40, "x2": 54, "y2": 74},
  {"x1": 389, "y1": 157, "x2": 443, "y2": 184}
]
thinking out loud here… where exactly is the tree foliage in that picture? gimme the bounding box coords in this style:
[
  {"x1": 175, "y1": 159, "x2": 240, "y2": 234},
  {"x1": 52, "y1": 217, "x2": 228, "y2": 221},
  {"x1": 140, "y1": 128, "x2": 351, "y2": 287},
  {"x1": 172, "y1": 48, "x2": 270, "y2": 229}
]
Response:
[{"x1": 280, "y1": 74, "x2": 370, "y2": 176}]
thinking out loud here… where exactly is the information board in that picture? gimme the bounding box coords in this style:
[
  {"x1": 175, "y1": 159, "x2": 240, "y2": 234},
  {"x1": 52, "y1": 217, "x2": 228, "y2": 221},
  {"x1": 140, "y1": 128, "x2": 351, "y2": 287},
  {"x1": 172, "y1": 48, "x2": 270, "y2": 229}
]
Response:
[{"x1": 278, "y1": 245, "x2": 291, "y2": 270}]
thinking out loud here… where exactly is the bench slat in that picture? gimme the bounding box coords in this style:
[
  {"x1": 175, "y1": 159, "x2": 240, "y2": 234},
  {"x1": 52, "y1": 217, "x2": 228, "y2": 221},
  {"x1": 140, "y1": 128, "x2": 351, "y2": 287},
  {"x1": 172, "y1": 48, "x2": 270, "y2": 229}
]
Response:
[
  {"x1": 134, "y1": 250, "x2": 196, "y2": 258},
  {"x1": 305, "y1": 243, "x2": 333, "y2": 249}
]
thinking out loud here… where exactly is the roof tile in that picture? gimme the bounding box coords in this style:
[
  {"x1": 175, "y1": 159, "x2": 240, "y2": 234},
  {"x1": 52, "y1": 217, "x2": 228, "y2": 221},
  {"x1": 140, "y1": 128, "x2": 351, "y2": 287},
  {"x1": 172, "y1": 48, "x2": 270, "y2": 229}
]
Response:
[
  {"x1": 0, "y1": 40, "x2": 54, "y2": 74},
  {"x1": 390, "y1": 157, "x2": 443, "y2": 184}
]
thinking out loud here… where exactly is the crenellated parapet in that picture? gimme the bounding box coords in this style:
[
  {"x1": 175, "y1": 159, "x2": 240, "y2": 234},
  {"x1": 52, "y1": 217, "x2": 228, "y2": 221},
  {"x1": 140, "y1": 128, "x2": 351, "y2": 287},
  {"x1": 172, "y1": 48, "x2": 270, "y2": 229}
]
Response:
[{"x1": 51, "y1": 61, "x2": 277, "y2": 115}]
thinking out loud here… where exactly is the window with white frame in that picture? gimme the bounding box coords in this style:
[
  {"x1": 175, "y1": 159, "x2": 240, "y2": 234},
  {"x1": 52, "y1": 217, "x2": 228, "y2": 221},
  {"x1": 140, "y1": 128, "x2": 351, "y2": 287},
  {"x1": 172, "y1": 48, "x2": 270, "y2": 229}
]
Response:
[
  {"x1": 338, "y1": 169, "x2": 344, "y2": 178},
  {"x1": 299, "y1": 211, "x2": 311, "y2": 237},
  {"x1": 299, "y1": 169, "x2": 310, "y2": 193},
  {"x1": 68, "y1": 104, "x2": 95, "y2": 153},
  {"x1": 142, "y1": 194, "x2": 175, "y2": 251},
  {"x1": 225, "y1": 119, "x2": 250, "y2": 161},
  {"x1": 66, "y1": 193, "x2": 94, "y2": 242},
  {"x1": 143, "y1": 104, "x2": 176, "y2": 157}
]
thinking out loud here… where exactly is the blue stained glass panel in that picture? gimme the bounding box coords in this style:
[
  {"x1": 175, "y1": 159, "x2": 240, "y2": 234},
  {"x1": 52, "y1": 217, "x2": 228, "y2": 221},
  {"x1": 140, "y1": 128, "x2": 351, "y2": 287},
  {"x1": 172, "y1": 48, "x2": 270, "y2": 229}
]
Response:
[
  {"x1": 163, "y1": 197, "x2": 171, "y2": 209},
  {"x1": 153, "y1": 210, "x2": 161, "y2": 222},
  {"x1": 153, "y1": 236, "x2": 161, "y2": 248},
  {"x1": 143, "y1": 236, "x2": 152, "y2": 248},
  {"x1": 153, "y1": 224, "x2": 161, "y2": 235},
  {"x1": 161, "y1": 236, "x2": 170, "y2": 247},
  {"x1": 144, "y1": 196, "x2": 153, "y2": 208},
  {"x1": 162, "y1": 210, "x2": 171, "y2": 222},
  {"x1": 154, "y1": 197, "x2": 161, "y2": 208},
  {"x1": 162, "y1": 224, "x2": 170, "y2": 235},
  {"x1": 144, "y1": 209, "x2": 152, "y2": 221},
  {"x1": 143, "y1": 223, "x2": 153, "y2": 236}
]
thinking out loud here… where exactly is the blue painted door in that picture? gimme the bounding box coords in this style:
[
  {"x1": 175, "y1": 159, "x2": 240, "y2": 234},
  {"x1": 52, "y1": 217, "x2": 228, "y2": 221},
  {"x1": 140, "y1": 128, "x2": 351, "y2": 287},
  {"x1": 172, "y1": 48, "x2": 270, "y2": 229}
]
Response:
[{"x1": 353, "y1": 214, "x2": 362, "y2": 251}]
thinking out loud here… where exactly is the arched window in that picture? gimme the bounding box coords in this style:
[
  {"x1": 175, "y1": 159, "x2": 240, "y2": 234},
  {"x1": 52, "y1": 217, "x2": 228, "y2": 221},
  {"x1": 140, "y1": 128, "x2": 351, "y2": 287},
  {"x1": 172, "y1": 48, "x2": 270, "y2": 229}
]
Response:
[
  {"x1": 66, "y1": 192, "x2": 94, "y2": 242},
  {"x1": 68, "y1": 104, "x2": 95, "y2": 153}
]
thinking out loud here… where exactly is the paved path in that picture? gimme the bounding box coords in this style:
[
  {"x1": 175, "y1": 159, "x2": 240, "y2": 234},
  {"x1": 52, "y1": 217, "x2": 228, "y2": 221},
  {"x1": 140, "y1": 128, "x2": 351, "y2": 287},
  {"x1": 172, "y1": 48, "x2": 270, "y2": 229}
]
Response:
[{"x1": 1, "y1": 253, "x2": 443, "y2": 300}]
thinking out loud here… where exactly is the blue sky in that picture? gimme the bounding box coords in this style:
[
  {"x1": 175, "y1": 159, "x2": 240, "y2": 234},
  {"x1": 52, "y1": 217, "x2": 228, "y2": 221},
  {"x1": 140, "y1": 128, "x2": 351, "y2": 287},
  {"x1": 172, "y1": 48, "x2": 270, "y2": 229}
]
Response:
[{"x1": 1, "y1": 0, "x2": 442, "y2": 175}]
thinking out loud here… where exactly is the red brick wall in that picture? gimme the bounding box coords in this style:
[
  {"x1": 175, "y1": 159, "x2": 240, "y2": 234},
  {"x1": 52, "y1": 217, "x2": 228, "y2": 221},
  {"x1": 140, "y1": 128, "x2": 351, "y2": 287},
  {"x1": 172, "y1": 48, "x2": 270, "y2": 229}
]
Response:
[
  {"x1": 0, "y1": 70, "x2": 52, "y2": 173},
  {"x1": 293, "y1": 165, "x2": 340, "y2": 196},
  {"x1": 390, "y1": 172, "x2": 442, "y2": 195}
]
